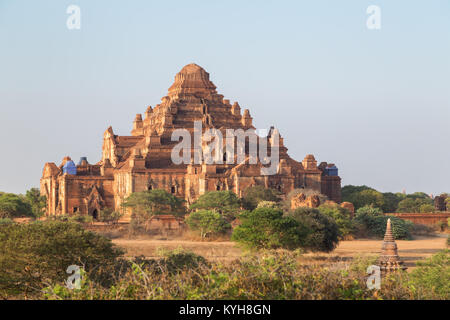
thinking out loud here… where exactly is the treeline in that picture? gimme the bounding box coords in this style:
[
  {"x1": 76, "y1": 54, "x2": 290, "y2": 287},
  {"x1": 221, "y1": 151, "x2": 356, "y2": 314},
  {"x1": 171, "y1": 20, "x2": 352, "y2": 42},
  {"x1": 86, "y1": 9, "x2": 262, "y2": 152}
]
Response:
[
  {"x1": 0, "y1": 188, "x2": 46, "y2": 219},
  {"x1": 122, "y1": 187, "x2": 414, "y2": 248},
  {"x1": 342, "y1": 185, "x2": 444, "y2": 213}
]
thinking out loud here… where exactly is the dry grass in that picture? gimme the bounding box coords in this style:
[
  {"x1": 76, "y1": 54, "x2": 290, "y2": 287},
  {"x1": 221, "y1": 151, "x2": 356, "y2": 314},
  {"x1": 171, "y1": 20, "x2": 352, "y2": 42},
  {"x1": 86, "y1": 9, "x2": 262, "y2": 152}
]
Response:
[{"x1": 112, "y1": 235, "x2": 447, "y2": 269}]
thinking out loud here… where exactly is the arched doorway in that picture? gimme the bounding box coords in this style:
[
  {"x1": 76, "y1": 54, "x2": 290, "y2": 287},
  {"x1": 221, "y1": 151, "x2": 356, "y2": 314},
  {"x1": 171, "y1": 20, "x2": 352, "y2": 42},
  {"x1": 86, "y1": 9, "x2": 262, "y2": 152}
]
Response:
[{"x1": 92, "y1": 209, "x2": 98, "y2": 220}]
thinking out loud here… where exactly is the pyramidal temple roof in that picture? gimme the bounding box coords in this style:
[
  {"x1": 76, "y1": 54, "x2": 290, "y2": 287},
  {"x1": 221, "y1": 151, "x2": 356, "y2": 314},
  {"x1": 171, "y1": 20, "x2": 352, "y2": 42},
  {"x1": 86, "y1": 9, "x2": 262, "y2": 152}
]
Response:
[{"x1": 168, "y1": 63, "x2": 217, "y2": 98}]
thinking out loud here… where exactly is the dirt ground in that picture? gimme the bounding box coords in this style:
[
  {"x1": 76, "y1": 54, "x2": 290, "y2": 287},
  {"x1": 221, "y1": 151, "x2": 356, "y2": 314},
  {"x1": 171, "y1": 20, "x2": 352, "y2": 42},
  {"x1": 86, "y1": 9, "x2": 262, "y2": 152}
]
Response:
[{"x1": 113, "y1": 235, "x2": 448, "y2": 269}]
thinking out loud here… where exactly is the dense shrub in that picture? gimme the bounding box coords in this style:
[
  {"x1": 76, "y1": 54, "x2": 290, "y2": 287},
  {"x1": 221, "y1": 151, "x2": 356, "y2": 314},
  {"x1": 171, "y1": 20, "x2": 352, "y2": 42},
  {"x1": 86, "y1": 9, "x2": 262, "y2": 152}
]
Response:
[
  {"x1": 256, "y1": 201, "x2": 280, "y2": 209},
  {"x1": 40, "y1": 250, "x2": 450, "y2": 300},
  {"x1": 241, "y1": 186, "x2": 281, "y2": 211},
  {"x1": 185, "y1": 210, "x2": 230, "y2": 239},
  {"x1": 232, "y1": 208, "x2": 304, "y2": 250},
  {"x1": 0, "y1": 218, "x2": 13, "y2": 225},
  {"x1": 317, "y1": 204, "x2": 354, "y2": 239},
  {"x1": 354, "y1": 212, "x2": 412, "y2": 239},
  {"x1": 98, "y1": 208, "x2": 122, "y2": 224},
  {"x1": 0, "y1": 193, "x2": 32, "y2": 218},
  {"x1": 288, "y1": 207, "x2": 340, "y2": 252},
  {"x1": 0, "y1": 221, "x2": 124, "y2": 297},
  {"x1": 406, "y1": 249, "x2": 449, "y2": 299},
  {"x1": 356, "y1": 205, "x2": 383, "y2": 216}
]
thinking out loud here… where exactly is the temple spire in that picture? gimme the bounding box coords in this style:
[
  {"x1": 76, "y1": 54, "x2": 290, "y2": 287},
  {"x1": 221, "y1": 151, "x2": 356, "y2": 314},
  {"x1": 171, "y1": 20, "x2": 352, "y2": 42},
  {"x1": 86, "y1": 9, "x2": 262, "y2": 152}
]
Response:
[
  {"x1": 167, "y1": 63, "x2": 217, "y2": 99},
  {"x1": 378, "y1": 218, "x2": 407, "y2": 273}
]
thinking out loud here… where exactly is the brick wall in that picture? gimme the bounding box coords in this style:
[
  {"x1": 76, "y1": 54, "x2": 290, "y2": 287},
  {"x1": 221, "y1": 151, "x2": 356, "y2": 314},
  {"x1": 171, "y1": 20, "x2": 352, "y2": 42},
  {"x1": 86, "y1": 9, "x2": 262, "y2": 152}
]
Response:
[{"x1": 385, "y1": 213, "x2": 450, "y2": 225}]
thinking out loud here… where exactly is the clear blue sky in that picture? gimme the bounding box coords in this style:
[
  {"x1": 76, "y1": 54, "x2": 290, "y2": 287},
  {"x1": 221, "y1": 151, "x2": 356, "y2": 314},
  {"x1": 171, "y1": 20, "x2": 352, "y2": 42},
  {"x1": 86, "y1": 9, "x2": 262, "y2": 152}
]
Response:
[{"x1": 0, "y1": 0, "x2": 449, "y2": 195}]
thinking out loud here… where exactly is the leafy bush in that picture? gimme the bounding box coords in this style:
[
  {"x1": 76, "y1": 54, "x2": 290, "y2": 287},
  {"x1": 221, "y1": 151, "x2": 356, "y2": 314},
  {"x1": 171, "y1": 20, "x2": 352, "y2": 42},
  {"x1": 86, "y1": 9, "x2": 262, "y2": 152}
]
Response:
[
  {"x1": 0, "y1": 221, "x2": 124, "y2": 297},
  {"x1": 156, "y1": 248, "x2": 209, "y2": 273},
  {"x1": 288, "y1": 207, "x2": 340, "y2": 252},
  {"x1": 354, "y1": 213, "x2": 412, "y2": 239},
  {"x1": 98, "y1": 208, "x2": 122, "y2": 224},
  {"x1": 0, "y1": 218, "x2": 13, "y2": 225},
  {"x1": 241, "y1": 186, "x2": 281, "y2": 211},
  {"x1": 185, "y1": 210, "x2": 230, "y2": 239},
  {"x1": 256, "y1": 201, "x2": 280, "y2": 209},
  {"x1": 317, "y1": 203, "x2": 354, "y2": 239},
  {"x1": 406, "y1": 250, "x2": 449, "y2": 299},
  {"x1": 232, "y1": 208, "x2": 303, "y2": 250},
  {"x1": 68, "y1": 214, "x2": 93, "y2": 224},
  {"x1": 356, "y1": 205, "x2": 383, "y2": 217}
]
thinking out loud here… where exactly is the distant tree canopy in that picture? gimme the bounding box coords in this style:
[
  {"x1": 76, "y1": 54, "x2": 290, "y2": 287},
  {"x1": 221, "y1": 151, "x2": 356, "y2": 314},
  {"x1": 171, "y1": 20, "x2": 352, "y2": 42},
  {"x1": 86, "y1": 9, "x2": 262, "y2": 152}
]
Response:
[
  {"x1": 342, "y1": 186, "x2": 385, "y2": 211},
  {"x1": 342, "y1": 185, "x2": 435, "y2": 213},
  {"x1": 241, "y1": 186, "x2": 281, "y2": 211},
  {"x1": 190, "y1": 191, "x2": 241, "y2": 220},
  {"x1": 0, "y1": 193, "x2": 32, "y2": 219},
  {"x1": 397, "y1": 198, "x2": 434, "y2": 213},
  {"x1": 122, "y1": 189, "x2": 185, "y2": 218}
]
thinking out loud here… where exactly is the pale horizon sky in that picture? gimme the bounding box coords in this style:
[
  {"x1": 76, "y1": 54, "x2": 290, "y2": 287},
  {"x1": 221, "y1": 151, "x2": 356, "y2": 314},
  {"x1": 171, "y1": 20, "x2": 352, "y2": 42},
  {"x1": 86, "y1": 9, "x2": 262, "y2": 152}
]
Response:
[{"x1": 0, "y1": 0, "x2": 449, "y2": 196}]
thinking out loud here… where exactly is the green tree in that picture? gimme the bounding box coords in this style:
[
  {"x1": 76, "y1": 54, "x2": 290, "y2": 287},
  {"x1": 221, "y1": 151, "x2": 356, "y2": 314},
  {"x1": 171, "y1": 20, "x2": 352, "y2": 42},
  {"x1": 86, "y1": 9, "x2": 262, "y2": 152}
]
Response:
[
  {"x1": 397, "y1": 198, "x2": 433, "y2": 213},
  {"x1": 419, "y1": 204, "x2": 435, "y2": 213},
  {"x1": 231, "y1": 207, "x2": 303, "y2": 250},
  {"x1": 24, "y1": 188, "x2": 47, "y2": 218},
  {"x1": 122, "y1": 190, "x2": 185, "y2": 232},
  {"x1": 241, "y1": 186, "x2": 281, "y2": 211},
  {"x1": 122, "y1": 189, "x2": 184, "y2": 216},
  {"x1": 341, "y1": 185, "x2": 384, "y2": 211},
  {"x1": 381, "y1": 192, "x2": 402, "y2": 213},
  {"x1": 288, "y1": 207, "x2": 340, "y2": 252},
  {"x1": 190, "y1": 191, "x2": 241, "y2": 221},
  {"x1": 341, "y1": 185, "x2": 372, "y2": 202},
  {"x1": 407, "y1": 192, "x2": 431, "y2": 200},
  {"x1": 0, "y1": 221, "x2": 124, "y2": 296},
  {"x1": 0, "y1": 193, "x2": 32, "y2": 218},
  {"x1": 185, "y1": 210, "x2": 230, "y2": 239}
]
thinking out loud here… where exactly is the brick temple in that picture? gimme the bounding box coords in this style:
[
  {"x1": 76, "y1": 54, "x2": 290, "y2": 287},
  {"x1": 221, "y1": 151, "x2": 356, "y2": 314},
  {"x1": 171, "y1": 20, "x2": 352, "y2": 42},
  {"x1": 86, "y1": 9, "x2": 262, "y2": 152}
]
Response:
[{"x1": 41, "y1": 64, "x2": 341, "y2": 220}]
